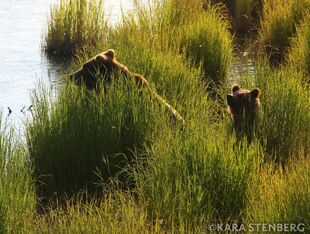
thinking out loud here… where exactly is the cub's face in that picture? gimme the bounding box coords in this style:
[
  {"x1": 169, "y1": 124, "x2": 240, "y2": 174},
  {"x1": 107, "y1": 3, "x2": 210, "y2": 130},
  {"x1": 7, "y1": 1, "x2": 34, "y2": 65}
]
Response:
[{"x1": 227, "y1": 85, "x2": 260, "y2": 131}]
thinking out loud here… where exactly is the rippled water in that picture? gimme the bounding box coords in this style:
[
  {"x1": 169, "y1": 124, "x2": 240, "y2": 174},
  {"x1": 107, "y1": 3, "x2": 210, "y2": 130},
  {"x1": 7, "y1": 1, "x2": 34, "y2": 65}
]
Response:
[{"x1": 0, "y1": 0, "x2": 134, "y2": 130}]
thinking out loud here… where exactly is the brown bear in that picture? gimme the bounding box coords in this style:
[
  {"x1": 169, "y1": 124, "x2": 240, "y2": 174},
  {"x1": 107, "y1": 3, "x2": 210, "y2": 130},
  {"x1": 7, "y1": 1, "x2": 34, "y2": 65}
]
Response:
[
  {"x1": 227, "y1": 85, "x2": 260, "y2": 142},
  {"x1": 70, "y1": 49, "x2": 149, "y2": 90},
  {"x1": 70, "y1": 49, "x2": 185, "y2": 125}
]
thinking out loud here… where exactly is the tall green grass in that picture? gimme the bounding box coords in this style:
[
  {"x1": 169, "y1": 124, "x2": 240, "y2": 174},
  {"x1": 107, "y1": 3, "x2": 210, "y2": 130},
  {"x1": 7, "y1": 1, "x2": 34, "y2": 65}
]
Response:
[
  {"x1": 208, "y1": 0, "x2": 263, "y2": 33},
  {"x1": 26, "y1": 80, "x2": 162, "y2": 207},
  {"x1": 0, "y1": 117, "x2": 36, "y2": 233},
  {"x1": 31, "y1": 192, "x2": 155, "y2": 233},
  {"x1": 251, "y1": 64, "x2": 310, "y2": 163},
  {"x1": 135, "y1": 125, "x2": 263, "y2": 228},
  {"x1": 107, "y1": 0, "x2": 233, "y2": 86},
  {"x1": 45, "y1": 0, "x2": 107, "y2": 55},
  {"x1": 247, "y1": 159, "x2": 310, "y2": 232},
  {"x1": 30, "y1": 191, "x2": 205, "y2": 233},
  {"x1": 287, "y1": 15, "x2": 310, "y2": 77},
  {"x1": 4, "y1": 0, "x2": 309, "y2": 232},
  {"x1": 259, "y1": 0, "x2": 310, "y2": 64},
  {"x1": 179, "y1": 8, "x2": 233, "y2": 85}
]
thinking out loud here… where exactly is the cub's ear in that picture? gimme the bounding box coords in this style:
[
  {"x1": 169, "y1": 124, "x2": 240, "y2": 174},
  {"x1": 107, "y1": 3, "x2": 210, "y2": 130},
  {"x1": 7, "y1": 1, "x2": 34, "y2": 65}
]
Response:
[
  {"x1": 103, "y1": 49, "x2": 115, "y2": 60},
  {"x1": 232, "y1": 85, "x2": 240, "y2": 93},
  {"x1": 227, "y1": 95, "x2": 234, "y2": 106},
  {"x1": 250, "y1": 88, "x2": 260, "y2": 98}
]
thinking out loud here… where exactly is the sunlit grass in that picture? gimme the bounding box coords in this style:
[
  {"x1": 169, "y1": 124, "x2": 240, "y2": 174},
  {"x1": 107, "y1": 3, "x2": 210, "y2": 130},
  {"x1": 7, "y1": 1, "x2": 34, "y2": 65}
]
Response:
[
  {"x1": 259, "y1": 0, "x2": 310, "y2": 64},
  {"x1": 44, "y1": 0, "x2": 107, "y2": 56},
  {"x1": 0, "y1": 116, "x2": 36, "y2": 233},
  {"x1": 1, "y1": 0, "x2": 310, "y2": 232},
  {"x1": 247, "y1": 159, "x2": 310, "y2": 232},
  {"x1": 26, "y1": 79, "x2": 161, "y2": 207},
  {"x1": 208, "y1": 0, "x2": 262, "y2": 33},
  {"x1": 179, "y1": 7, "x2": 233, "y2": 85},
  {"x1": 287, "y1": 15, "x2": 310, "y2": 77},
  {"x1": 135, "y1": 126, "x2": 263, "y2": 228},
  {"x1": 108, "y1": 0, "x2": 233, "y2": 86},
  {"x1": 251, "y1": 65, "x2": 310, "y2": 163}
]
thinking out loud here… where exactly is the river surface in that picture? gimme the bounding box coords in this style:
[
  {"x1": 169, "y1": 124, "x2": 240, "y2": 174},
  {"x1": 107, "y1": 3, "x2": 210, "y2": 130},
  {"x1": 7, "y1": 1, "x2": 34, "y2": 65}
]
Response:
[{"x1": 0, "y1": 0, "x2": 134, "y2": 132}]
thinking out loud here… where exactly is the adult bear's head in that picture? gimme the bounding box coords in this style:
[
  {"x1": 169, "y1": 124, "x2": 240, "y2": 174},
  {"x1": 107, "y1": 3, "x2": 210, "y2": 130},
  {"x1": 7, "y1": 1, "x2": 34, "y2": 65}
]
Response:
[{"x1": 70, "y1": 49, "x2": 130, "y2": 90}]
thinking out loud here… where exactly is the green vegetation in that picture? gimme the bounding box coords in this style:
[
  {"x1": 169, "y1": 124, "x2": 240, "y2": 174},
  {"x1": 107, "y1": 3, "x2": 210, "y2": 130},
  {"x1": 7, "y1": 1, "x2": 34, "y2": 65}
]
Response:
[
  {"x1": 287, "y1": 15, "x2": 310, "y2": 77},
  {"x1": 135, "y1": 129, "x2": 263, "y2": 228},
  {"x1": 259, "y1": 0, "x2": 310, "y2": 64},
  {"x1": 45, "y1": 0, "x2": 107, "y2": 55},
  {"x1": 75, "y1": 0, "x2": 233, "y2": 86},
  {"x1": 0, "y1": 118, "x2": 35, "y2": 233},
  {"x1": 208, "y1": 0, "x2": 263, "y2": 33},
  {"x1": 1, "y1": 0, "x2": 309, "y2": 232},
  {"x1": 27, "y1": 80, "x2": 160, "y2": 207},
  {"x1": 179, "y1": 8, "x2": 233, "y2": 84},
  {"x1": 247, "y1": 159, "x2": 310, "y2": 229},
  {"x1": 254, "y1": 66, "x2": 310, "y2": 163}
]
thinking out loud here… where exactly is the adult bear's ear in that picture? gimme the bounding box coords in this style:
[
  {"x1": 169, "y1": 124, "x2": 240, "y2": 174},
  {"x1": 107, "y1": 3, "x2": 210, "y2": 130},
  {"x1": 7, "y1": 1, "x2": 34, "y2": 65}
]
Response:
[
  {"x1": 250, "y1": 88, "x2": 260, "y2": 98},
  {"x1": 103, "y1": 49, "x2": 115, "y2": 60},
  {"x1": 227, "y1": 95, "x2": 234, "y2": 106},
  {"x1": 95, "y1": 54, "x2": 105, "y2": 63},
  {"x1": 232, "y1": 85, "x2": 240, "y2": 93}
]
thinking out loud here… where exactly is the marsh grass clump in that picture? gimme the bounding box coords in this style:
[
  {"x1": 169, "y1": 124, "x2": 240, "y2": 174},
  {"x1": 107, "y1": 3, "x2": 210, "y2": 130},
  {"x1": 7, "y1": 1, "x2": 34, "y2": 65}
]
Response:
[
  {"x1": 259, "y1": 0, "x2": 310, "y2": 65},
  {"x1": 247, "y1": 159, "x2": 310, "y2": 232},
  {"x1": 287, "y1": 15, "x2": 310, "y2": 77},
  {"x1": 26, "y1": 79, "x2": 161, "y2": 206},
  {"x1": 135, "y1": 125, "x2": 263, "y2": 228},
  {"x1": 109, "y1": 0, "x2": 233, "y2": 87},
  {"x1": 179, "y1": 8, "x2": 233, "y2": 86},
  {"x1": 45, "y1": 0, "x2": 107, "y2": 56},
  {"x1": 254, "y1": 66, "x2": 310, "y2": 163},
  {"x1": 207, "y1": 0, "x2": 263, "y2": 33},
  {"x1": 89, "y1": 43, "x2": 212, "y2": 126},
  {"x1": 3, "y1": 0, "x2": 310, "y2": 231},
  {"x1": 31, "y1": 192, "x2": 151, "y2": 233},
  {"x1": 0, "y1": 117, "x2": 35, "y2": 233}
]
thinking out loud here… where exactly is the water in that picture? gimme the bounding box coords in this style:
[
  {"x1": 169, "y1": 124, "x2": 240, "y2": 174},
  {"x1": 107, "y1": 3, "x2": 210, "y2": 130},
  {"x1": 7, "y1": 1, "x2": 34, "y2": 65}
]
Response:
[{"x1": 0, "y1": 0, "x2": 134, "y2": 132}]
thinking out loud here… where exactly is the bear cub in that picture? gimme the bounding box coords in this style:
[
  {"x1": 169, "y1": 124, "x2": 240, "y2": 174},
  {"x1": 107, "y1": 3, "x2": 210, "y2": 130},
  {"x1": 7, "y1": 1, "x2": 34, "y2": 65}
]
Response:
[{"x1": 227, "y1": 85, "x2": 260, "y2": 142}]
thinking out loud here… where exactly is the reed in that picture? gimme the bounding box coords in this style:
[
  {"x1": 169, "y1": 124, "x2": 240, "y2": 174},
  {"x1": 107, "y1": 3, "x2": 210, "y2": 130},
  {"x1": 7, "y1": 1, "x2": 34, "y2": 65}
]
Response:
[
  {"x1": 179, "y1": 6, "x2": 233, "y2": 85},
  {"x1": 26, "y1": 79, "x2": 162, "y2": 207},
  {"x1": 253, "y1": 63, "x2": 310, "y2": 163},
  {"x1": 208, "y1": 0, "x2": 263, "y2": 33},
  {"x1": 0, "y1": 116, "x2": 36, "y2": 233},
  {"x1": 259, "y1": 0, "x2": 310, "y2": 65},
  {"x1": 246, "y1": 159, "x2": 310, "y2": 232},
  {"x1": 287, "y1": 15, "x2": 310, "y2": 77},
  {"x1": 108, "y1": 0, "x2": 233, "y2": 86},
  {"x1": 2, "y1": 0, "x2": 310, "y2": 232},
  {"x1": 44, "y1": 0, "x2": 107, "y2": 56},
  {"x1": 134, "y1": 124, "x2": 263, "y2": 228}
]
